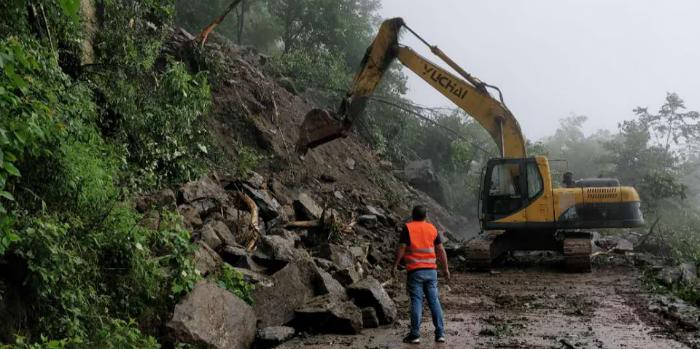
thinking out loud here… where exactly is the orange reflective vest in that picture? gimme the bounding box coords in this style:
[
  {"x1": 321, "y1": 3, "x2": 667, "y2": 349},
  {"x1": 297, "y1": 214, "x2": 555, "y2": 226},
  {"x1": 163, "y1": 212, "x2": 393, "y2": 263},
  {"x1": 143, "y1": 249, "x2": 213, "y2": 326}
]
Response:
[{"x1": 404, "y1": 221, "x2": 438, "y2": 271}]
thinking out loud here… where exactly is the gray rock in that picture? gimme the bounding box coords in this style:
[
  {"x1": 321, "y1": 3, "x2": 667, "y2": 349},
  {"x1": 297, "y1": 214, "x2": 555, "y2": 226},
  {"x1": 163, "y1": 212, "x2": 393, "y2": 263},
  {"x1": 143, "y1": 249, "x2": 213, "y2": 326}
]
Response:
[
  {"x1": 347, "y1": 277, "x2": 397, "y2": 325},
  {"x1": 613, "y1": 238, "x2": 634, "y2": 253},
  {"x1": 294, "y1": 192, "x2": 323, "y2": 220},
  {"x1": 319, "y1": 244, "x2": 354, "y2": 269},
  {"x1": 177, "y1": 204, "x2": 202, "y2": 230},
  {"x1": 269, "y1": 178, "x2": 293, "y2": 205},
  {"x1": 202, "y1": 220, "x2": 236, "y2": 248},
  {"x1": 267, "y1": 227, "x2": 300, "y2": 243},
  {"x1": 190, "y1": 198, "x2": 219, "y2": 217},
  {"x1": 364, "y1": 205, "x2": 386, "y2": 219},
  {"x1": 314, "y1": 257, "x2": 336, "y2": 271},
  {"x1": 333, "y1": 267, "x2": 361, "y2": 286},
  {"x1": 245, "y1": 171, "x2": 265, "y2": 189},
  {"x1": 357, "y1": 215, "x2": 378, "y2": 229},
  {"x1": 220, "y1": 245, "x2": 248, "y2": 265},
  {"x1": 233, "y1": 267, "x2": 273, "y2": 288},
  {"x1": 292, "y1": 294, "x2": 363, "y2": 334},
  {"x1": 198, "y1": 223, "x2": 223, "y2": 250},
  {"x1": 361, "y1": 307, "x2": 380, "y2": 328},
  {"x1": 168, "y1": 281, "x2": 256, "y2": 349},
  {"x1": 316, "y1": 269, "x2": 347, "y2": 299},
  {"x1": 180, "y1": 176, "x2": 227, "y2": 203},
  {"x1": 680, "y1": 262, "x2": 697, "y2": 284},
  {"x1": 253, "y1": 262, "x2": 315, "y2": 327},
  {"x1": 345, "y1": 158, "x2": 356, "y2": 170},
  {"x1": 136, "y1": 188, "x2": 177, "y2": 212},
  {"x1": 256, "y1": 326, "x2": 295, "y2": 348},
  {"x1": 242, "y1": 184, "x2": 283, "y2": 221},
  {"x1": 254, "y1": 235, "x2": 296, "y2": 266},
  {"x1": 193, "y1": 242, "x2": 222, "y2": 276},
  {"x1": 657, "y1": 266, "x2": 682, "y2": 286}
]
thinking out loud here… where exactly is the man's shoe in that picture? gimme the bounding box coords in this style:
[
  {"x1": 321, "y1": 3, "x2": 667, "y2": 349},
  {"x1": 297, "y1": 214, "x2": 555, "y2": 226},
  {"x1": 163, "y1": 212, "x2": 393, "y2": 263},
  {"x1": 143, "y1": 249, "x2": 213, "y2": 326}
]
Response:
[
  {"x1": 402, "y1": 334, "x2": 421, "y2": 344},
  {"x1": 435, "y1": 335, "x2": 446, "y2": 343}
]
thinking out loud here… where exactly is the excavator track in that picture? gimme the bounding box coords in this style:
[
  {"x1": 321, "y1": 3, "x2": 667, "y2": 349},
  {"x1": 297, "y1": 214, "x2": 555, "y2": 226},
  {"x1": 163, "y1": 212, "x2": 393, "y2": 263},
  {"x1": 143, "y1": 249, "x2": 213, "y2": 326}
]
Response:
[
  {"x1": 464, "y1": 234, "x2": 495, "y2": 270},
  {"x1": 464, "y1": 230, "x2": 593, "y2": 273},
  {"x1": 562, "y1": 232, "x2": 593, "y2": 273}
]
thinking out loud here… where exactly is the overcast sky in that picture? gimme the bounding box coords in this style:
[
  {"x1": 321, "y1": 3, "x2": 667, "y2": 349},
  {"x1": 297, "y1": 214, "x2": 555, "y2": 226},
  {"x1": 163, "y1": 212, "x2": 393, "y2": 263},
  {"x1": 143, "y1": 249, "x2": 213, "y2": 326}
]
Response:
[{"x1": 378, "y1": 0, "x2": 700, "y2": 141}]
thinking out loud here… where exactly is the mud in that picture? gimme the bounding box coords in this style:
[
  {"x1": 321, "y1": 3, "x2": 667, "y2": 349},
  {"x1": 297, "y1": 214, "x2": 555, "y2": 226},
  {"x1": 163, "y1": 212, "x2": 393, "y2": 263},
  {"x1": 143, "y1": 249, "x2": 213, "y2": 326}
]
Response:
[{"x1": 279, "y1": 266, "x2": 691, "y2": 348}]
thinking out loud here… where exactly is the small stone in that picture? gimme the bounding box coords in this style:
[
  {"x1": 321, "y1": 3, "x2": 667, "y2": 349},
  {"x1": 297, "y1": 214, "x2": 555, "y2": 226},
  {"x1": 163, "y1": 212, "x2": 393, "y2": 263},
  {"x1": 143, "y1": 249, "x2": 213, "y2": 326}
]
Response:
[
  {"x1": 245, "y1": 171, "x2": 265, "y2": 189},
  {"x1": 345, "y1": 158, "x2": 356, "y2": 170},
  {"x1": 357, "y1": 215, "x2": 378, "y2": 229},
  {"x1": 256, "y1": 326, "x2": 295, "y2": 348}
]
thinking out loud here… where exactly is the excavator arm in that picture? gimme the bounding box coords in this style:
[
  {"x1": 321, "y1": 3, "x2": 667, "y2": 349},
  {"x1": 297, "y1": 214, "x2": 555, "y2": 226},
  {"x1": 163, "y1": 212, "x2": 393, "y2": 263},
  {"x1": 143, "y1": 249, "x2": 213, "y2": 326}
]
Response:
[{"x1": 296, "y1": 17, "x2": 526, "y2": 158}]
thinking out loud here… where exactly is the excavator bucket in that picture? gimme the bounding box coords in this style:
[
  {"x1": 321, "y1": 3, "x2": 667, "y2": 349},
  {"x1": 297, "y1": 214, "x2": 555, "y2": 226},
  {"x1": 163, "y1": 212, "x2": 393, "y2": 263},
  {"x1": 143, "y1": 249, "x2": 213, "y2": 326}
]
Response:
[{"x1": 296, "y1": 108, "x2": 348, "y2": 154}]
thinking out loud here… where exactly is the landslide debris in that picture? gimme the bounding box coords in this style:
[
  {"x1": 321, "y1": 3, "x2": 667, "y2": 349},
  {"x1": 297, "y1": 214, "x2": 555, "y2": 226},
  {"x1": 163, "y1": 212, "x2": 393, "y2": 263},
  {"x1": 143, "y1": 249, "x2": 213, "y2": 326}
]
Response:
[{"x1": 137, "y1": 28, "x2": 473, "y2": 348}]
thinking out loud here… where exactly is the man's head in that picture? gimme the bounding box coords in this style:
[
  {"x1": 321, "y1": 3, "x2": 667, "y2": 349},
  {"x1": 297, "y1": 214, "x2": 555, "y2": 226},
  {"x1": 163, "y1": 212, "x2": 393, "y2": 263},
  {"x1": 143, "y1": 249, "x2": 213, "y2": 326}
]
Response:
[
  {"x1": 412, "y1": 205, "x2": 427, "y2": 221},
  {"x1": 563, "y1": 172, "x2": 573, "y2": 183}
]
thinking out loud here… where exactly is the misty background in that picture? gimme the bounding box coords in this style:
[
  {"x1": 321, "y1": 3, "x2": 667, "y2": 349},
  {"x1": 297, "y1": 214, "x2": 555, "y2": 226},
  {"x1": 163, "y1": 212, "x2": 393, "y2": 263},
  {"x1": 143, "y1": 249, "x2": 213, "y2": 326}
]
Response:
[{"x1": 380, "y1": 0, "x2": 700, "y2": 140}]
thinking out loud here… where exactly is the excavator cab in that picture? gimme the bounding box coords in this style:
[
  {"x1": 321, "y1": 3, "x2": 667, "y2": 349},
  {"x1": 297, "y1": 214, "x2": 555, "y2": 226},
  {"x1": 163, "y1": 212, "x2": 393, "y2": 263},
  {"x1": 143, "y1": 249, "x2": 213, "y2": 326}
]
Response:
[{"x1": 480, "y1": 158, "x2": 544, "y2": 224}]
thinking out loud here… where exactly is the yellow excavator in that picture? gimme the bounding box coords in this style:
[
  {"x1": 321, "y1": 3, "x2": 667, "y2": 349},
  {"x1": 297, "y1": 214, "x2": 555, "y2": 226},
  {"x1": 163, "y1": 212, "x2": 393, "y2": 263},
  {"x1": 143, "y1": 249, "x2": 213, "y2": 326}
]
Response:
[{"x1": 296, "y1": 18, "x2": 644, "y2": 272}]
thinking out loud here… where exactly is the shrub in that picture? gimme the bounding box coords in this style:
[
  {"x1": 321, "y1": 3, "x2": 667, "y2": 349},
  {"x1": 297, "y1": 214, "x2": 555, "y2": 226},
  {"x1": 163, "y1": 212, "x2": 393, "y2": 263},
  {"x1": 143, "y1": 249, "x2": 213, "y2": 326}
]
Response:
[{"x1": 216, "y1": 264, "x2": 254, "y2": 305}]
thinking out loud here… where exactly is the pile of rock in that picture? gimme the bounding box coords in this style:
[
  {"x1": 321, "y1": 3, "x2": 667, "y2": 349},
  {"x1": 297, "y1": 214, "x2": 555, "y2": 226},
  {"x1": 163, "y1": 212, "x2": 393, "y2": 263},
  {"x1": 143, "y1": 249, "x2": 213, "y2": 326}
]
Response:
[{"x1": 139, "y1": 172, "x2": 399, "y2": 348}]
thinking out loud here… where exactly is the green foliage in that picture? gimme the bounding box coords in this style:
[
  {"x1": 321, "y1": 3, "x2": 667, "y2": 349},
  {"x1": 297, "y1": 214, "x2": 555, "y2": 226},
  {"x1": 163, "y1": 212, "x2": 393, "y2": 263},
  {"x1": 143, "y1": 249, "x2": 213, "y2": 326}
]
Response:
[
  {"x1": 97, "y1": 60, "x2": 213, "y2": 188},
  {"x1": 217, "y1": 264, "x2": 254, "y2": 305},
  {"x1": 12, "y1": 208, "x2": 200, "y2": 342}
]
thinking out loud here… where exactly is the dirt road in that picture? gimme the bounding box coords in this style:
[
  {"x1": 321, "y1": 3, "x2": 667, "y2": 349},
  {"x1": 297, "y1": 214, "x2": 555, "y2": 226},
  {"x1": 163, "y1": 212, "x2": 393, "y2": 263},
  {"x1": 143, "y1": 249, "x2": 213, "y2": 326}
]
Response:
[{"x1": 280, "y1": 266, "x2": 692, "y2": 348}]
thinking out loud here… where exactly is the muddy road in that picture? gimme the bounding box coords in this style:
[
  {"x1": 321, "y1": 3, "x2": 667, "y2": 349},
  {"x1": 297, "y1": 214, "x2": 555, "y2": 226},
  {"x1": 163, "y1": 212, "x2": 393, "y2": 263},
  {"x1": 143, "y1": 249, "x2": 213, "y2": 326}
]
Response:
[{"x1": 280, "y1": 266, "x2": 692, "y2": 348}]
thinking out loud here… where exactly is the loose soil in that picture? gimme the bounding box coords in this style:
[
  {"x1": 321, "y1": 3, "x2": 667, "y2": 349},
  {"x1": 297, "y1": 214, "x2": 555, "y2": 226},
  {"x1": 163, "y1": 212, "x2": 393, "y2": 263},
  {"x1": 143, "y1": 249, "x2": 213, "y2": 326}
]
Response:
[{"x1": 280, "y1": 266, "x2": 691, "y2": 348}]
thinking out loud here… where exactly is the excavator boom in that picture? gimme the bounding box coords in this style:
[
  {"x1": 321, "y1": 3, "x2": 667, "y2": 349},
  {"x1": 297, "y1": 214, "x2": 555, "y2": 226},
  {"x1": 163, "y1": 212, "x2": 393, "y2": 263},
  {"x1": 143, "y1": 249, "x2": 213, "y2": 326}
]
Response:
[{"x1": 296, "y1": 17, "x2": 526, "y2": 158}]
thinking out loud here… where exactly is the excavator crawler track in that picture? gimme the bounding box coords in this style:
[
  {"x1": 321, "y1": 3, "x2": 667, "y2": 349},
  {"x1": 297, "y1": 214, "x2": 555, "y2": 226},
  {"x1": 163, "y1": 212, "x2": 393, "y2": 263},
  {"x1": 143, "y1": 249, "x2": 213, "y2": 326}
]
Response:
[{"x1": 562, "y1": 233, "x2": 593, "y2": 273}]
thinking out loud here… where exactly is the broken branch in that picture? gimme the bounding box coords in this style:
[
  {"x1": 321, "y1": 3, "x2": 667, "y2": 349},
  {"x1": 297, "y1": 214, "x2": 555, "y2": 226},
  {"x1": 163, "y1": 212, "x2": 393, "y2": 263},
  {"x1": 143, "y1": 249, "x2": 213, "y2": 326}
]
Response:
[{"x1": 194, "y1": 0, "x2": 244, "y2": 47}]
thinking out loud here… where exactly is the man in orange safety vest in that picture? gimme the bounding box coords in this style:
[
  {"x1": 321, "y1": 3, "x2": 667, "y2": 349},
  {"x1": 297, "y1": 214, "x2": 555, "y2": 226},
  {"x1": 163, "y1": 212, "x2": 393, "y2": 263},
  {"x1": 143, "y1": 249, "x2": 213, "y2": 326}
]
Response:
[{"x1": 392, "y1": 205, "x2": 450, "y2": 344}]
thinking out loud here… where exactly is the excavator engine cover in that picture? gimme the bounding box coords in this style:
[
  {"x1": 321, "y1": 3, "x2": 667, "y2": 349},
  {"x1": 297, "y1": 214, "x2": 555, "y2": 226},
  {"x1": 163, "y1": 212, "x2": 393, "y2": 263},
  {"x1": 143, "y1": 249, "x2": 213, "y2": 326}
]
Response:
[{"x1": 296, "y1": 108, "x2": 346, "y2": 154}]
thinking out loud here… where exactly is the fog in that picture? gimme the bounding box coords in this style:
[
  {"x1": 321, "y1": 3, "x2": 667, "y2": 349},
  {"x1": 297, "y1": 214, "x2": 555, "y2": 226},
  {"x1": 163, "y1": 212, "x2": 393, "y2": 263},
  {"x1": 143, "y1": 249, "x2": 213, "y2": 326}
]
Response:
[{"x1": 379, "y1": 0, "x2": 700, "y2": 140}]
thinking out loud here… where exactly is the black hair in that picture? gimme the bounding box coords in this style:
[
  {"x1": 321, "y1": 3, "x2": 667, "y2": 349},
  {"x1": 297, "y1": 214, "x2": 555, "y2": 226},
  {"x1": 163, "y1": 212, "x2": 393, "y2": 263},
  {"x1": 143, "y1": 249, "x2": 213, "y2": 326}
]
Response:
[{"x1": 412, "y1": 205, "x2": 427, "y2": 221}]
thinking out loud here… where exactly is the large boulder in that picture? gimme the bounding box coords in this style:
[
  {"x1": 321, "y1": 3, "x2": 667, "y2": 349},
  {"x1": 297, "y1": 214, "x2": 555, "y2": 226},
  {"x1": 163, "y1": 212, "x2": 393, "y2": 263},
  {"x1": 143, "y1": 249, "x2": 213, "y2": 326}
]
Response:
[
  {"x1": 255, "y1": 326, "x2": 295, "y2": 349},
  {"x1": 347, "y1": 277, "x2": 397, "y2": 325},
  {"x1": 293, "y1": 192, "x2": 323, "y2": 220},
  {"x1": 168, "y1": 281, "x2": 256, "y2": 349},
  {"x1": 292, "y1": 294, "x2": 363, "y2": 334},
  {"x1": 253, "y1": 262, "x2": 315, "y2": 327}
]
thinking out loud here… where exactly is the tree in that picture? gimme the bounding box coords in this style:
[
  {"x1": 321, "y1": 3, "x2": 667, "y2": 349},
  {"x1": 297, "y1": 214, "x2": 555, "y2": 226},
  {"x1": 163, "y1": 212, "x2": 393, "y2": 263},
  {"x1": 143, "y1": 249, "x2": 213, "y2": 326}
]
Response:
[{"x1": 602, "y1": 93, "x2": 699, "y2": 212}]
